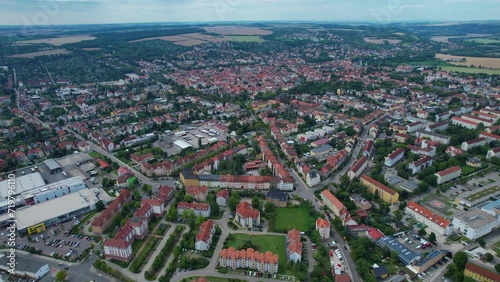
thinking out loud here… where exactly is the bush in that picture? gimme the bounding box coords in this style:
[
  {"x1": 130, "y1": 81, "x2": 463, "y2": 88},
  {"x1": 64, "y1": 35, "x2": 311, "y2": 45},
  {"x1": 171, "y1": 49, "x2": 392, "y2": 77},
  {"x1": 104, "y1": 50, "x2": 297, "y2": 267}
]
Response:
[
  {"x1": 144, "y1": 226, "x2": 184, "y2": 280},
  {"x1": 130, "y1": 238, "x2": 159, "y2": 273}
]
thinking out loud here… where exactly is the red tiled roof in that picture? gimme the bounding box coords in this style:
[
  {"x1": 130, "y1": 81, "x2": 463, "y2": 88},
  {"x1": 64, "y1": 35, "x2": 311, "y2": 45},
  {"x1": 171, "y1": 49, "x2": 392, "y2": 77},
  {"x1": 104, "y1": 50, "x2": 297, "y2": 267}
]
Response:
[
  {"x1": 480, "y1": 131, "x2": 500, "y2": 140},
  {"x1": 236, "y1": 201, "x2": 260, "y2": 219},
  {"x1": 93, "y1": 190, "x2": 131, "y2": 227},
  {"x1": 350, "y1": 156, "x2": 367, "y2": 173},
  {"x1": 216, "y1": 189, "x2": 230, "y2": 200},
  {"x1": 367, "y1": 227, "x2": 385, "y2": 240},
  {"x1": 219, "y1": 247, "x2": 279, "y2": 265},
  {"x1": 436, "y1": 166, "x2": 461, "y2": 177},
  {"x1": 196, "y1": 220, "x2": 214, "y2": 243},
  {"x1": 406, "y1": 201, "x2": 450, "y2": 228},
  {"x1": 465, "y1": 137, "x2": 486, "y2": 145},
  {"x1": 452, "y1": 116, "x2": 478, "y2": 126},
  {"x1": 321, "y1": 190, "x2": 345, "y2": 211},
  {"x1": 387, "y1": 147, "x2": 404, "y2": 160},
  {"x1": 316, "y1": 218, "x2": 330, "y2": 228},
  {"x1": 177, "y1": 202, "x2": 210, "y2": 211},
  {"x1": 465, "y1": 262, "x2": 500, "y2": 281},
  {"x1": 360, "y1": 175, "x2": 397, "y2": 196}
]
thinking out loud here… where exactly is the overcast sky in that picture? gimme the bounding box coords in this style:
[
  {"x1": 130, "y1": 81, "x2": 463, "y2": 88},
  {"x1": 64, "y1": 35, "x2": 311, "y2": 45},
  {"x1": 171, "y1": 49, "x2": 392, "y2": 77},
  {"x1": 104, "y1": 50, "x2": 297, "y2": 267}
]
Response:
[{"x1": 0, "y1": 0, "x2": 499, "y2": 25}]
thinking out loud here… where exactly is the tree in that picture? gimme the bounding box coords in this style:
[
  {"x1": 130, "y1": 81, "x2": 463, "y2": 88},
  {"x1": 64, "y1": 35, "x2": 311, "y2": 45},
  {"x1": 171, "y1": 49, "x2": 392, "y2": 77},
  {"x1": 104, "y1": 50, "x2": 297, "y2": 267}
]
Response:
[
  {"x1": 198, "y1": 137, "x2": 202, "y2": 148},
  {"x1": 251, "y1": 196, "x2": 261, "y2": 209},
  {"x1": 428, "y1": 232, "x2": 436, "y2": 244},
  {"x1": 478, "y1": 239, "x2": 486, "y2": 248},
  {"x1": 95, "y1": 200, "x2": 105, "y2": 212},
  {"x1": 228, "y1": 192, "x2": 241, "y2": 212},
  {"x1": 482, "y1": 253, "x2": 494, "y2": 262},
  {"x1": 418, "y1": 229, "x2": 426, "y2": 236},
  {"x1": 495, "y1": 263, "x2": 500, "y2": 273},
  {"x1": 55, "y1": 270, "x2": 68, "y2": 282},
  {"x1": 264, "y1": 201, "x2": 275, "y2": 214},
  {"x1": 453, "y1": 251, "x2": 468, "y2": 270},
  {"x1": 181, "y1": 209, "x2": 196, "y2": 224}
]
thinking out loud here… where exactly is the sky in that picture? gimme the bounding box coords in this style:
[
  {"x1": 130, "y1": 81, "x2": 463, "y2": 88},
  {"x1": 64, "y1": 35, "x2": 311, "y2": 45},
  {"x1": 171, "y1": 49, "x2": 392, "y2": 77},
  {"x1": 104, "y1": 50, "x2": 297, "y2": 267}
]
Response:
[{"x1": 0, "y1": 0, "x2": 499, "y2": 25}]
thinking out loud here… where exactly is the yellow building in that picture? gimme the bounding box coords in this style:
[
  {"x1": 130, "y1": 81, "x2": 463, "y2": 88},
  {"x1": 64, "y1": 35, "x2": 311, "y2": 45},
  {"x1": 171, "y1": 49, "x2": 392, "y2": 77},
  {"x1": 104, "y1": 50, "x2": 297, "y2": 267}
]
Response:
[
  {"x1": 180, "y1": 169, "x2": 199, "y2": 187},
  {"x1": 464, "y1": 262, "x2": 500, "y2": 282},
  {"x1": 360, "y1": 174, "x2": 399, "y2": 204}
]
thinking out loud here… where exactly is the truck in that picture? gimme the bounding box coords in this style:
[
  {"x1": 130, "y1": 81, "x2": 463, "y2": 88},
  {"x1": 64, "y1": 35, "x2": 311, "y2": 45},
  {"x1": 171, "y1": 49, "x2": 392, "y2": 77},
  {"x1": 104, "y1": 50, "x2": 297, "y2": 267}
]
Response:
[{"x1": 174, "y1": 131, "x2": 187, "y2": 137}]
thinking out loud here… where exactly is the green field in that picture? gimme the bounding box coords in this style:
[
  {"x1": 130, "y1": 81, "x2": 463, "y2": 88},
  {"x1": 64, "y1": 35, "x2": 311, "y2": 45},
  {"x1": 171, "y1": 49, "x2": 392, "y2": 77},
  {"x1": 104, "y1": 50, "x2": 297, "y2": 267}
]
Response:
[
  {"x1": 441, "y1": 66, "x2": 500, "y2": 75},
  {"x1": 191, "y1": 277, "x2": 247, "y2": 282},
  {"x1": 272, "y1": 208, "x2": 313, "y2": 232},
  {"x1": 461, "y1": 165, "x2": 477, "y2": 175},
  {"x1": 88, "y1": 151, "x2": 103, "y2": 159},
  {"x1": 466, "y1": 38, "x2": 500, "y2": 44},
  {"x1": 226, "y1": 234, "x2": 287, "y2": 274},
  {"x1": 494, "y1": 241, "x2": 500, "y2": 256},
  {"x1": 225, "y1": 35, "x2": 265, "y2": 43}
]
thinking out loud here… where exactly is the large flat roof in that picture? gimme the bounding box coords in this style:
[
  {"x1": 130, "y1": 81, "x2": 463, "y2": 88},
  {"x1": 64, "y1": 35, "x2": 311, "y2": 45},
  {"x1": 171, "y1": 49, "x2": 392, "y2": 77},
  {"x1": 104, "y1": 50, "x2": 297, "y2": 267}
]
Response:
[
  {"x1": 0, "y1": 172, "x2": 46, "y2": 198},
  {"x1": 43, "y1": 159, "x2": 61, "y2": 171},
  {"x1": 174, "y1": 140, "x2": 193, "y2": 149},
  {"x1": 0, "y1": 188, "x2": 99, "y2": 231}
]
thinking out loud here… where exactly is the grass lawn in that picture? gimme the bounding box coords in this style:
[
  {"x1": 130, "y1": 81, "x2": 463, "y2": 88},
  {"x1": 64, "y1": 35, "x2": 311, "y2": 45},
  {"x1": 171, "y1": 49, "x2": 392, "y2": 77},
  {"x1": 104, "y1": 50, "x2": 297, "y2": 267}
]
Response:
[
  {"x1": 225, "y1": 35, "x2": 265, "y2": 43},
  {"x1": 441, "y1": 66, "x2": 500, "y2": 75},
  {"x1": 461, "y1": 165, "x2": 477, "y2": 175},
  {"x1": 422, "y1": 193, "x2": 452, "y2": 206},
  {"x1": 88, "y1": 151, "x2": 103, "y2": 159},
  {"x1": 494, "y1": 241, "x2": 500, "y2": 256},
  {"x1": 191, "y1": 277, "x2": 244, "y2": 282},
  {"x1": 226, "y1": 234, "x2": 287, "y2": 274},
  {"x1": 272, "y1": 207, "x2": 312, "y2": 232},
  {"x1": 132, "y1": 239, "x2": 146, "y2": 254}
]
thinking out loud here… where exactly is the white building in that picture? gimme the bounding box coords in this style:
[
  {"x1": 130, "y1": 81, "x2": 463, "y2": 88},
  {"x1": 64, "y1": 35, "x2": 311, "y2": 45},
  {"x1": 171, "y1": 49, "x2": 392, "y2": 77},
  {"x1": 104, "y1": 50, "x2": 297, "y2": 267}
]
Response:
[
  {"x1": 0, "y1": 254, "x2": 49, "y2": 279},
  {"x1": 405, "y1": 201, "x2": 453, "y2": 235},
  {"x1": 306, "y1": 170, "x2": 321, "y2": 187},
  {"x1": 384, "y1": 148, "x2": 405, "y2": 167},
  {"x1": 452, "y1": 208, "x2": 499, "y2": 240},
  {"x1": 435, "y1": 166, "x2": 461, "y2": 185},
  {"x1": 195, "y1": 220, "x2": 216, "y2": 251},
  {"x1": 348, "y1": 156, "x2": 368, "y2": 180},
  {"x1": 316, "y1": 218, "x2": 331, "y2": 239},
  {"x1": 461, "y1": 137, "x2": 487, "y2": 151}
]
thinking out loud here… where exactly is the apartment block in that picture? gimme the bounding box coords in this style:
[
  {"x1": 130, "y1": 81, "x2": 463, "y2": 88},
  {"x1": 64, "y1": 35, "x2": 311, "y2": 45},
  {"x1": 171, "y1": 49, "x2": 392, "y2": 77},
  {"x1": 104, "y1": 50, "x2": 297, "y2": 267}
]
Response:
[{"x1": 360, "y1": 175, "x2": 399, "y2": 204}]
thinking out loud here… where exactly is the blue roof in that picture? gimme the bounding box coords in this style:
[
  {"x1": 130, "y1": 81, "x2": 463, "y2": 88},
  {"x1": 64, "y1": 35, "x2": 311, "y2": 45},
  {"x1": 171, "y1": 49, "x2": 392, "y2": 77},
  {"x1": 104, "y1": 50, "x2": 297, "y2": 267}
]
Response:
[
  {"x1": 481, "y1": 199, "x2": 500, "y2": 212},
  {"x1": 377, "y1": 236, "x2": 420, "y2": 265}
]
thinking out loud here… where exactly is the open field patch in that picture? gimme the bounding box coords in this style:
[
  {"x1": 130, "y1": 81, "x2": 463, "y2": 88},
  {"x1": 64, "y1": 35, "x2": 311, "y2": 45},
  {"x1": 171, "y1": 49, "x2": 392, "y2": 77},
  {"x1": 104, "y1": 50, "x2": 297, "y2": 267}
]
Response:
[
  {"x1": 175, "y1": 39, "x2": 208, "y2": 46},
  {"x1": 204, "y1": 26, "x2": 272, "y2": 35},
  {"x1": 82, "y1": 48, "x2": 102, "y2": 51},
  {"x1": 16, "y1": 35, "x2": 96, "y2": 46},
  {"x1": 436, "y1": 53, "x2": 500, "y2": 69},
  {"x1": 8, "y1": 49, "x2": 72, "y2": 58},
  {"x1": 223, "y1": 35, "x2": 265, "y2": 43},
  {"x1": 364, "y1": 37, "x2": 401, "y2": 44},
  {"x1": 270, "y1": 207, "x2": 313, "y2": 232},
  {"x1": 466, "y1": 38, "x2": 500, "y2": 44},
  {"x1": 441, "y1": 66, "x2": 500, "y2": 75}
]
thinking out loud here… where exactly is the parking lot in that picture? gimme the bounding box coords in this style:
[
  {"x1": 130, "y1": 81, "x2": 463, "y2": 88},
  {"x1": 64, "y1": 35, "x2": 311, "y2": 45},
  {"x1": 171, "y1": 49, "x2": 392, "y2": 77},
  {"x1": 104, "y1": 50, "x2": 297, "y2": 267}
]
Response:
[{"x1": 13, "y1": 218, "x2": 97, "y2": 260}]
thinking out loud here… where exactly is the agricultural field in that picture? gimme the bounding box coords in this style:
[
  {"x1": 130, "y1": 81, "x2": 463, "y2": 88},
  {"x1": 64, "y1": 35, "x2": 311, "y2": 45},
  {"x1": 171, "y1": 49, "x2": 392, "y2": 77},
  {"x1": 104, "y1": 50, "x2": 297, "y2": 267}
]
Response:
[
  {"x1": 82, "y1": 48, "x2": 101, "y2": 51},
  {"x1": 441, "y1": 66, "x2": 500, "y2": 75},
  {"x1": 225, "y1": 234, "x2": 287, "y2": 274},
  {"x1": 224, "y1": 35, "x2": 265, "y2": 43},
  {"x1": 16, "y1": 35, "x2": 96, "y2": 46},
  {"x1": 430, "y1": 33, "x2": 491, "y2": 42},
  {"x1": 204, "y1": 26, "x2": 272, "y2": 35},
  {"x1": 436, "y1": 53, "x2": 500, "y2": 69},
  {"x1": 271, "y1": 207, "x2": 313, "y2": 232},
  {"x1": 8, "y1": 49, "x2": 72, "y2": 58},
  {"x1": 466, "y1": 38, "x2": 500, "y2": 44},
  {"x1": 363, "y1": 37, "x2": 401, "y2": 44}
]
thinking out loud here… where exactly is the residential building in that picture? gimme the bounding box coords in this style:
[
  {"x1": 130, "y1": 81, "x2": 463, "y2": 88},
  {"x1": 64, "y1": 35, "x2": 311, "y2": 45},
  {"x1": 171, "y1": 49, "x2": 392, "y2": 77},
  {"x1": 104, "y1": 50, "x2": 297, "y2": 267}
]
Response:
[
  {"x1": 266, "y1": 190, "x2": 287, "y2": 207},
  {"x1": 363, "y1": 140, "x2": 374, "y2": 157},
  {"x1": 461, "y1": 137, "x2": 487, "y2": 151},
  {"x1": 180, "y1": 169, "x2": 200, "y2": 187},
  {"x1": 92, "y1": 190, "x2": 132, "y2": 234},
  {"x1": 479, "y1": 131, "x2": 500, "y2": 143},
  {"x1": 451, "y1": 116, "x2": 479, "y2": 129},
  {"x1": 310, "y1": 144, "x2": 333, "y2": 156},
  {"x1": 466, "y1": 157, "x2": 482, "y2": 168},
  {"x1": 410, "y1": 250, "x2": 447, "y2": 274},
  {"x1": 219, "y1": 247, "x2": 279, "y2": 274},
  {"x1": 486, "y1": 147, "x2": 500, "y2": 159},
  {"x1": 286, "y1": 229, "x2": 302, "y2": 263},
  {"x1": 384, "y1": 148, "x2": 405, "y2": 167},
  {"x1": 407, "y1": 121, "x2": 425, "y2": 133},
  {"x1": 360, "y1": 175, "x2": 399, "y2": 204},
  {"x1": 235, "y1": 201, "x2": 260, "y2": 228},
  {"x1": 462, "y1": 114, "x2": 494, "y2": 127},
  {"x1": 408, "y1": 156, "x2": 433, "y2": 174},
  {"x1": 464, "y1": 262, "x2": 500, "y2": 282},
  {"x1": 195, "y1": 220, "x2": 216, "y2": 251},
  {"x1": 320, "y1": 190, "x2": 347, "y2": 218},
  {"x1": 416, "y1": 130, "x2": 450, "y2": 144},
  {"x1": 216, "y1": 190, "x2": 230, "y2": 206},
  {"x1": 177, "y1": 202, "x2": 211, "y2": 218},
  {"x1": 348, "y1": 156, "x2": 368, "y2": 180},
  {"x1": 316, "y1": 218, "x2": 330, "y2": 239},
  {"x1": 452, "y1": 208, "x2": 498, "y2": 240},
  {"x1": 103, "y1": 199, "x2": 164, "y2": 261},
  {"x1": 155, "y1": 185, "x2": 174, "y2": 204},
  {"x1": 446, "y1": 146, "x2": 464, "y2": 157},
  {"x1": 435, "y1": 166, "x2": 461, "y2": 185},
  {"x1": 186, "y1": 185, "x2": 209, "y2": 201},
  {"x1": 405, "y1": 201, "x2": 453, "y2": 235},
  {"x1": 350, "y1": 194, "x2": 372, "y2": 210},
  {"x1": 306, "y1": 169, "x2": 320, "y2": 187}
]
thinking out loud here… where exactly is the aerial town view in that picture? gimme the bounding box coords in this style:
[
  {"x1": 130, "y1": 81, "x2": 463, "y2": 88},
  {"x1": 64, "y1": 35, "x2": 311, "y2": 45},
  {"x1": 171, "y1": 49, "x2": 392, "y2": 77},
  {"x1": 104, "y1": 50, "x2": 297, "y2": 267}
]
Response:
[{"x1": 0, "y1": 1, "x2": 500, "y2": 282}]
